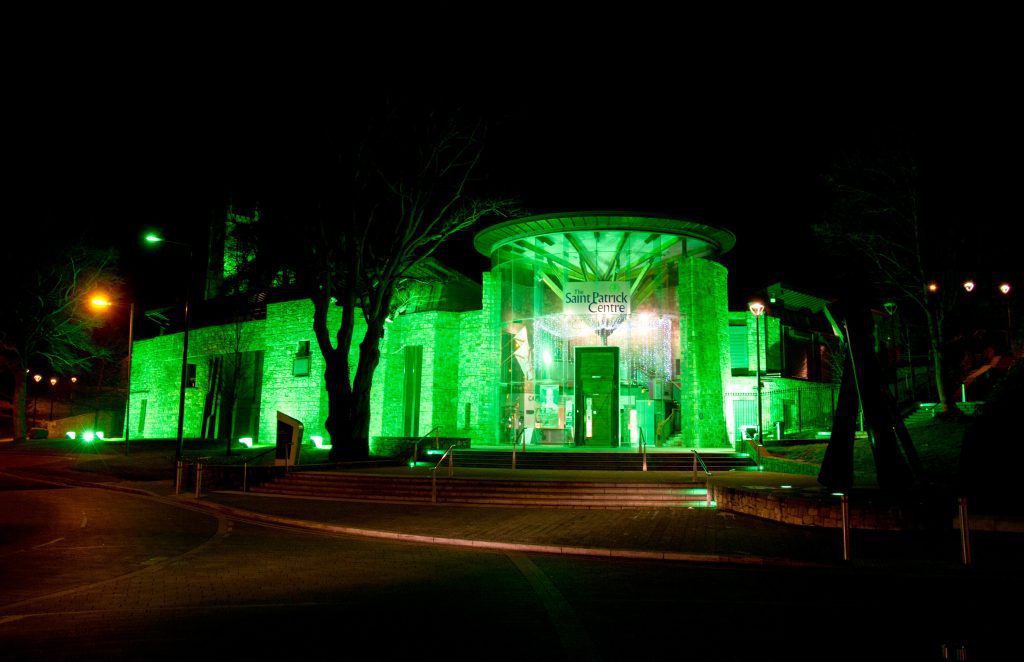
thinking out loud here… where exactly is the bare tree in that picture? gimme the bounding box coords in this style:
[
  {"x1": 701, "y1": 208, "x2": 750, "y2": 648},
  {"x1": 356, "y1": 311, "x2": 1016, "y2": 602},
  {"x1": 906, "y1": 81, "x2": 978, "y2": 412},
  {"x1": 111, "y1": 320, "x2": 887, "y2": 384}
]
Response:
[
  {"x1": 298, "y1": 107, "x2": 516, "y2": 460},
  {"x1": 814, "y1": 153, "x2": 959, "y2": 412},
  {"x1": 0, "y1": 243, "x2": 117, "y2": 439}
]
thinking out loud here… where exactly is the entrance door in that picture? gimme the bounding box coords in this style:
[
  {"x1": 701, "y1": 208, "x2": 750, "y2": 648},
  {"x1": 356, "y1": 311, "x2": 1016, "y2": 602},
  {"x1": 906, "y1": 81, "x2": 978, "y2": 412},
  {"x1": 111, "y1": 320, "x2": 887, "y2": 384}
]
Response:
[{"x1": 574, "y1": 346, "x2": 619, "y2": 447}]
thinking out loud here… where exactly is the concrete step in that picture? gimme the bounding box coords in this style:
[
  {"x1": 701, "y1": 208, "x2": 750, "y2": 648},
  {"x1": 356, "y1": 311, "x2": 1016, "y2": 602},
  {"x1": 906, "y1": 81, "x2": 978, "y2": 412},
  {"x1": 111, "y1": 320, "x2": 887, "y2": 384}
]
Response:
[
  {"x1": 251, "y1": 472, "x2": 708, "y2": 508},
  {"x1": 449, "y1": 450, "x2": 757, "y2": 472}
]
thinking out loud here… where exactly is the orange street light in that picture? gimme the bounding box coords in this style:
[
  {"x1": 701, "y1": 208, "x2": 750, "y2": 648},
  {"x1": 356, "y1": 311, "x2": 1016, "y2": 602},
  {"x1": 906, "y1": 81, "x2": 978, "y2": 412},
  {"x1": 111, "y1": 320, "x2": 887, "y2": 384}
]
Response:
[
  {"x1": 88, "y1": 293, "x2": 136, "y2": 454},
  {"x1": 963, "y1": 281, "x2": 975, "y2": 293}
]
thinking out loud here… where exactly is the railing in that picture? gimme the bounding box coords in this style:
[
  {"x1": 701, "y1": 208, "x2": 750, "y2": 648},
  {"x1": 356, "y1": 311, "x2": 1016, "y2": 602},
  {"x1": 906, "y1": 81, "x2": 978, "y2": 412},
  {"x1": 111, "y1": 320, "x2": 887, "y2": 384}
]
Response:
[
  {"x1": 242, "y1": 447, "x2": 278, "y2": 493},
  {"x1": 638, "y1": 427, "x2": 648, "y2": 472},
  {"x1": 511, "y1": 426, "x2": 526, "y2": 469},
  {"x1": 176, "y1": 446, "x2": 278, "y2": 497},
  {"x1": 431, "y1": 444, "x2": 456, "y2": 504},
  {"x1": 656, "y1": 409, "x2": 678, "y2": 445},
  {"x1": 691, "y1": 450, "x2": 712, "y2": 506},
  {"x1": 412, "y1": 426, "x2": 444, "y2": 465}
]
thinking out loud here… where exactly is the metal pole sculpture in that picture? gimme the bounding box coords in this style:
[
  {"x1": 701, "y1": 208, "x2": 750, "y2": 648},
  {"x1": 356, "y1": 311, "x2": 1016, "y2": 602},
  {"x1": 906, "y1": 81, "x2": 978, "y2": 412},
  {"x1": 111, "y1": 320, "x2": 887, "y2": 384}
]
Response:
[{"x1": 819, "y1": 296, "x2": 923, "y2": 491}]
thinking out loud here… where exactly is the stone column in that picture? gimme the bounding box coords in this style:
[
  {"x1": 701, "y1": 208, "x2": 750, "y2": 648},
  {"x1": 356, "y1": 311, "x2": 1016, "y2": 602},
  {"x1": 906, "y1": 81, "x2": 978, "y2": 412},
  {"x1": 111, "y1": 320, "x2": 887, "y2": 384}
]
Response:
[{"x1": 676, "y1": 257, "x2": 731, "y2": 448}]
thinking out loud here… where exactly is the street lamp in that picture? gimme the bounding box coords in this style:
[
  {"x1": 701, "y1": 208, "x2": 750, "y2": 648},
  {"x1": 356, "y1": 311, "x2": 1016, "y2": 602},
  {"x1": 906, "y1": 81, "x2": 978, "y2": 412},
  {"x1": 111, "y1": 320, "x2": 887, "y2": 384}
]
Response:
[
  {"x1": 962, "y1": 280, "x2": 975, "y2": 293},
  {"x1": 146, "y1": 233, "x2": 192, "y2": 468},
  {"x1": 31, "y1": 373, "x2": 42, "y2": 425},
  {"x1": 48, "y1": 377, "x2": 58, "y2": 421},
  {"x1": 90, "y1": 295, "x2": 136, "y2": 455},
  {"x1": 748, "y1": 301, "x2": 766, "y2": 445},
  {"x1": 1000, "y1": 283, "x2": 1012, "y2": 346}
]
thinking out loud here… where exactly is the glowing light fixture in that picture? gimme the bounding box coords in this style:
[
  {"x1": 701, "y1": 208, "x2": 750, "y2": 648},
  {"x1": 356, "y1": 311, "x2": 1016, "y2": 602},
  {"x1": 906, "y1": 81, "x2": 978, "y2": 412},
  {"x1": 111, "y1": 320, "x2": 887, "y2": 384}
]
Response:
[
  {"x1": 963, "y1": 280, "x2": 975, "y2": 293},
  {"x1": 33, "y1": 374, "x2": 42, "y2": 383},
  {"x1": 70, "y1": 376, "x2": 77, "y2": 383},
  {"x1": 144, "y1": 234, "x2": 163, "y2": 243},
  {"x1": 90, "y1": 296, "x2": 113, "y2": 308},
  {"x1": 928, "y1": 282, "x2": 938, "y2": 292},
  {"x1": 1000, "y1": 283, "x2": 1011, "y2": 295},
  {"x1": 49, "y1": 377, "x2": 58, "y2": 386},
  {"x1": 66, "y1": 431, "x2": 76, "y2": 440},
  {"x1": 95, "y1": 431, "x2": 104, "y2": 440},
  {"x1": 83, "y1": 431, "x2": 95, "y2": 442},
  {"x1": 239, "y1": 437, "x2": 254, "y2": 448},
  {"x1": 311, "y1": 435, "x2": 331, "y2": 449},
  {"x1": 542, "y1": 349, "x2": 553, "y2": 366},
  {"x1": 748, "y1": 301, "x2": 766, "y2": 446}
]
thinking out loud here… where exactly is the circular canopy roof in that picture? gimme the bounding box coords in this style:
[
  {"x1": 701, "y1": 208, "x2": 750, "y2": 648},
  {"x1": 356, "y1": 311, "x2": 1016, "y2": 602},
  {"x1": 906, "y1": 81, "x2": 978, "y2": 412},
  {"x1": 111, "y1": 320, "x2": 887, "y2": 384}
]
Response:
[{"x1": 474, "y1": 211, "x2": 736, "y2": 258}]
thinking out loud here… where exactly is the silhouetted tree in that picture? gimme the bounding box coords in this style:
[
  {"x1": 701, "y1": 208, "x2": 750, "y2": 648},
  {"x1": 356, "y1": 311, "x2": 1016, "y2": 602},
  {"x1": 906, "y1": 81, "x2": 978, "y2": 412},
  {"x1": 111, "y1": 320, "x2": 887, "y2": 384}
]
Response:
[
  {"x1": 297, "y1": 104, "x2": 516, "y2": 460},
  {"x1": 0, "y1": 238, "x2": 117, "y2": 439},
  {"x1": 814, "y1": 152, "x2": 959, "y2": 413}
]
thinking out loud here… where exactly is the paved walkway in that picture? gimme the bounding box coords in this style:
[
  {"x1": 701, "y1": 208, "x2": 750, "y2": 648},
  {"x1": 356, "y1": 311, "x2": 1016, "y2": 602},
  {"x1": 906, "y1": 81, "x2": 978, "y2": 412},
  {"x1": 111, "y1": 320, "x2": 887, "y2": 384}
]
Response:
[{"x1": 4, "y1": 450, "x2": 1024, "y2": 572}]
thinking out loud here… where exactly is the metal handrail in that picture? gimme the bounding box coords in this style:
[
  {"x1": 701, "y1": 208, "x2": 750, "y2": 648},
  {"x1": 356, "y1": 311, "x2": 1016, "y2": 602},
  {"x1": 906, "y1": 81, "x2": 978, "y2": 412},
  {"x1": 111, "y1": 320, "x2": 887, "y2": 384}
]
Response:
[
  {"x1": 691, "y1": 449, "x2": 711, "y2": 479},
  {"x1": 691, "y1": 450, "x2": 712, "y2": 507},
  {"x1": 431, "y1": 444, "x2": 457, "y2": 504},
  {"x1": 178, "y1": 447, "x2": 279, "y2": 496},
  {"x1": 638, "y1": 427, "x2": 648, "y2": 472},
  {"x1": 656, "y1": 409, "x2": 677, "y2": 444},
  {"x1": 511, "y1": 427, "x2": 525, "y2": 469},
  {"x1": 412, "y1": 426, "x2": 444, "y2": 465}
]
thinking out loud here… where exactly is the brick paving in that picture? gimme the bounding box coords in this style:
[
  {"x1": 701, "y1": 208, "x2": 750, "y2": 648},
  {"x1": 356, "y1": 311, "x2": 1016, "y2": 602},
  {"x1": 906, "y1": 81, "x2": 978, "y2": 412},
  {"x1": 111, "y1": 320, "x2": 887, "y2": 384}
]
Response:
[{"x1": 6, "y1": 452, "x2": 1024, "y2": 570}]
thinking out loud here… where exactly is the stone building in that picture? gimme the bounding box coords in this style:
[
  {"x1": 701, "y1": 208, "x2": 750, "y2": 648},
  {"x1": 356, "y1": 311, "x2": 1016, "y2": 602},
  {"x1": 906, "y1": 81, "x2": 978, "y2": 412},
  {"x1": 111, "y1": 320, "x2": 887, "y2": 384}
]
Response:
[{"x1": 126, "y1": 212, "x2": 837, "y2": 454}]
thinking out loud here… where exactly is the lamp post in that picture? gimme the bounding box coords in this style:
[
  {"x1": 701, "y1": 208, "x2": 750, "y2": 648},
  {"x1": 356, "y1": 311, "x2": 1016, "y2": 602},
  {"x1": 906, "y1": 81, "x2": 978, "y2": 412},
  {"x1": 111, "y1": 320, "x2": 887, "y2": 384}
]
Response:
[
  {"x1": 146, "y1": 234, "x2": 192, "y2": 468},
  {"x1": 48, "y1": 377, "x2": 58, "y2": 421},
  {"x1": 90, "y1": 296, "x2": 135, "y2": 455},
  {"x1": 32, "y1": 373, "x2": 42, "y2": 426},
  {"x1": 69, "y1": 376, "x2": 77, "y2": 416},
  {"x1": 995, "y1": 284, "x2": 1011, "y2": 350},
  {"x1": 748, "y1": 301, "x2": 766, "y2": 445}
]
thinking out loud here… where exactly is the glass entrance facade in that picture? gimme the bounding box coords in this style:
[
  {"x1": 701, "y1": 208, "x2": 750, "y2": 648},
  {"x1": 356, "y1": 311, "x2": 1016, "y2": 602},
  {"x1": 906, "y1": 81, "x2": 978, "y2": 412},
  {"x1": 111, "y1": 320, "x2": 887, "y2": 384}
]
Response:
[{"x1": 476, "y1": 213, "x2": 736, "y2": 449}]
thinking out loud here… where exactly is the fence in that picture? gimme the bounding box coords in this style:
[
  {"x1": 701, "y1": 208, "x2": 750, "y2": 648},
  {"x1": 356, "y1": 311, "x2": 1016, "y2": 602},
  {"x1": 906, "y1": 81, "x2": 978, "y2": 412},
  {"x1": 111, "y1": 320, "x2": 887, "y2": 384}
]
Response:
[{"x1": 726, "y1": 383, "x2": 839, "y2": 442}]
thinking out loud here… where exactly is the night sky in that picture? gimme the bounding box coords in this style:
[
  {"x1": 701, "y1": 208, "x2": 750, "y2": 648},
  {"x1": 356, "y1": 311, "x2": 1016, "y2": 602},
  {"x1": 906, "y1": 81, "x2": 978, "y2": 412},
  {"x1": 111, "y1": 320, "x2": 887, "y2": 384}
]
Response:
[{"x1": 11, "y1": 16, "x2": 1022, "y2": 317}]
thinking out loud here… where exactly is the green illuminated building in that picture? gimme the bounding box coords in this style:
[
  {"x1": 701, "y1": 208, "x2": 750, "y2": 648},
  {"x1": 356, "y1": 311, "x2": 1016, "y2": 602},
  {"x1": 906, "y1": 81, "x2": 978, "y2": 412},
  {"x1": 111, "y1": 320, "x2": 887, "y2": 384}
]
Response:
[{"x1": 127, "y1": 212, "x2": 836, "y2": 454}]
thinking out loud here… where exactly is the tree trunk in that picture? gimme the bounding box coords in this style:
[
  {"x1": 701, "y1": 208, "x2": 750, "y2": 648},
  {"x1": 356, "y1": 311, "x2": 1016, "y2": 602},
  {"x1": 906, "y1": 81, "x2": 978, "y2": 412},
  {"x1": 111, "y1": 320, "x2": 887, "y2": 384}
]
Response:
[
  {"x1": 13, "y1": 362, "x2": 28, "y2": 440},
  {"x1": 346, "y1": 321, "x2": 385, "y2": 460},
  {"x1": 924, "y1": 308, "x2": 950, "y2": 413},
  {"x1": 324, "y1": 356, "x2": 353, "y2": 461}
]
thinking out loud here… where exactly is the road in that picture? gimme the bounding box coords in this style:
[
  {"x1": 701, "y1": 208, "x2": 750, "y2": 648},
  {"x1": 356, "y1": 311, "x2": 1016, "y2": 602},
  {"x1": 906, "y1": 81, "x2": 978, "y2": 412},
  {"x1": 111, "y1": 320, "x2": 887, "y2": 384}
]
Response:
[{"x1": 0, "y1": 462, "x2": 1018, "y2": 660}]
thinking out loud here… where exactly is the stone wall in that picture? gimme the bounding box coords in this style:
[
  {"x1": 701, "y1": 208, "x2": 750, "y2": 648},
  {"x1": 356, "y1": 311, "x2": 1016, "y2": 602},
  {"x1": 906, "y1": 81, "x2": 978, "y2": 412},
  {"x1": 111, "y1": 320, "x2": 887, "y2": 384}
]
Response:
[
  {"x1": 128, "y1": 300, "x2": 372, "y2": 446},
  {"x1": 713, "y1": 482, "x2": 951, "y2": 530},
  {"x1": 456, "y1": 271, "x2": 500, "y2": 444}
]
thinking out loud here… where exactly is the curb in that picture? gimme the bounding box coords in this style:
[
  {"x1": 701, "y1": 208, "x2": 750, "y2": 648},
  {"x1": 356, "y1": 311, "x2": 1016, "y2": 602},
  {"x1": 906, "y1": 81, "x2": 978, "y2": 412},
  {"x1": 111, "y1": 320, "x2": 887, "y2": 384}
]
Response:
[{"x1": 181, "y1": 496, "x2": 832, "y2": 569}]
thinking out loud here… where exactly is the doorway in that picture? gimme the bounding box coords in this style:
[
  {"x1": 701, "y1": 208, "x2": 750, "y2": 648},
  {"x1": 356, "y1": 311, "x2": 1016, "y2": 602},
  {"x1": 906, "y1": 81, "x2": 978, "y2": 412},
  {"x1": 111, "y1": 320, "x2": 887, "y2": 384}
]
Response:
[{"x1": 574, "y1": 346, "x2": 620, "y2": 447}]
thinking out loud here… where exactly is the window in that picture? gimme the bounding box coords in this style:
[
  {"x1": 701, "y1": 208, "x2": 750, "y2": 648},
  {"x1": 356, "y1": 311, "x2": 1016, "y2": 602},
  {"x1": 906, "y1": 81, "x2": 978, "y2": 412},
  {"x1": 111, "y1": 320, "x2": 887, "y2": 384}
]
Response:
[
  {"x1": 137, "y1": 399, "x2": 147, "y2": 434},
  {"x1": 186, "y1": 363, "x2": 197, "y2": 388},
  {"x1": 293, "y1": 341, "x2": 311, "y2": 377},
  {"x1": 729, "y1": 324, "x2": 749, "y2": 375}
]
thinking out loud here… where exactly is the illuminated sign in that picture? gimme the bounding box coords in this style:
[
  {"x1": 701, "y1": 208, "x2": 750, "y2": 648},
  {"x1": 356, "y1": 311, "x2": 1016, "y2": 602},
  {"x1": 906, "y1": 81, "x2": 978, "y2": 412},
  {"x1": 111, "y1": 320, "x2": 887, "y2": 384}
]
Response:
[{"x1": 563, "y1": 281, "x2": 630, "y2": 315}]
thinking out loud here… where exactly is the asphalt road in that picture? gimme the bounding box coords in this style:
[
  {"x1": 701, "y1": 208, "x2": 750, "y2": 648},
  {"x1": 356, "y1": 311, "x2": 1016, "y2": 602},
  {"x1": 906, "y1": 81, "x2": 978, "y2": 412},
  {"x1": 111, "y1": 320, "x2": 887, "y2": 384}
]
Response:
[{"x1": 0, "y1": 468, "x2": 1019, "y2": 661}]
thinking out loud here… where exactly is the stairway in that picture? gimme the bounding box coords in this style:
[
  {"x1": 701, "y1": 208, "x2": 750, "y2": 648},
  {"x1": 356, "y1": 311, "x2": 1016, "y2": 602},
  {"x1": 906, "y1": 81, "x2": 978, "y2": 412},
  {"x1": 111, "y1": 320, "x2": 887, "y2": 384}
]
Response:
[{"x1": 249, "y1": 471, "x2": 710, "y2": 509}]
